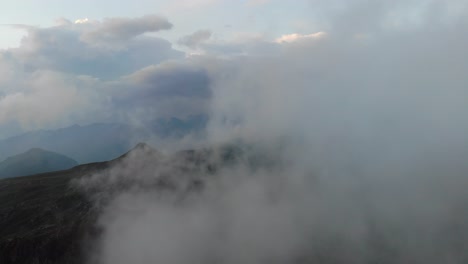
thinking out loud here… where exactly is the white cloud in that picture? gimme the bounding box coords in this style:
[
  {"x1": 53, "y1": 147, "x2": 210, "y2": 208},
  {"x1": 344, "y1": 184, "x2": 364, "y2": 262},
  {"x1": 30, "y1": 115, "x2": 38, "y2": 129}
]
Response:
[
  {"x1": 74, "y1": 18, "x2": 90, "y2": 24},
  {"x1": 274, "y1": 32, "x2": 327, "y2": 43}
]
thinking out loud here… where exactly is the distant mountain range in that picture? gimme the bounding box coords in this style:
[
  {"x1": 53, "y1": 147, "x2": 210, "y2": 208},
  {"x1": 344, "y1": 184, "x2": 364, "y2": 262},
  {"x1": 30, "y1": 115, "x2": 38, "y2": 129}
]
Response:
[
  {"x1": 0, "y1": 148, "x2": 78, "y2": 179},
  {"x1": 0, "y1": 115, "x2": 208, "y2": 164}
]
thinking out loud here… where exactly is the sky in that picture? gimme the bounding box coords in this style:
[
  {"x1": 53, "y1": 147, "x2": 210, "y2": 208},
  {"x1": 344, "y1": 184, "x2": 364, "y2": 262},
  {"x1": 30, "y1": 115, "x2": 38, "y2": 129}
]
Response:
[
  {"x1": 0, "y1": 0, "x2": 467, "y2": 139},
  {"x1": 0, "y1": 0, "x2": 315, "y2": 138},
  {"x1": 0, "y1": 0, "x2": 312, "y2": 49}
]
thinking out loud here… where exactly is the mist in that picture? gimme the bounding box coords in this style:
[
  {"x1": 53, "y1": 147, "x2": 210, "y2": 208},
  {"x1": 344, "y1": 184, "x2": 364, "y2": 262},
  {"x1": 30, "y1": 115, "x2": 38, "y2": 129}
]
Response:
[{"x1": 74, "y1": 1, "x2": 468, "y2": 263}]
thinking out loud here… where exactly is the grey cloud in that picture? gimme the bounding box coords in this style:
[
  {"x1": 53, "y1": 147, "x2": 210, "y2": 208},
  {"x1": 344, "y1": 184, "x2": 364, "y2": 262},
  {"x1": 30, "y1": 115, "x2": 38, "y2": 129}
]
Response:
[
  {"x1": 0, "y1": 70, "x2": 106, "y2": 131},
  {"x1": 99, "y1": 3, "x2": 467, "y2": 262},
  {"x1": 81, "y1": 14, "x2": 173, "y2": 43},
  {"x1": 178, "y1": 30, "x2": 212, "y2": 48},
  {"x1": 126, "y1": 62, "x2": 211, "y2": 98},
  {"x1": 10, "y1": 22, "x2": 183, "y2": 79},
  {"x1": 110, "y1": 62, "x2": 212, "y2": 122},
  {"x1": 0, "y1": 15, "x2": 192, "y2": 135},
  {"x1": 69, "y1": 4, "x2": 468, "y2": 263},
  {"x1": 305, "y1": 0, "x2": 468, "y2": 35}
]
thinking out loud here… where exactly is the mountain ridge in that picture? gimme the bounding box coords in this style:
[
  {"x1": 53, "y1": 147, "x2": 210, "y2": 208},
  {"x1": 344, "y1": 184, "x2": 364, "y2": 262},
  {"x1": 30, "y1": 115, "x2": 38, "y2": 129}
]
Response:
[{"x1": 0, "y1": 116, "x2": 207, "y2": 164}]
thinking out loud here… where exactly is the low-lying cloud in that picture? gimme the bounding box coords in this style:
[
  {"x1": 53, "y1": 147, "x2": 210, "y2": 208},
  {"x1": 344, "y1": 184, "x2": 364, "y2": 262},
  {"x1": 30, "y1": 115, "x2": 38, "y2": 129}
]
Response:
[{"x1": 73, "y1": 1, "x2": 468, "y2": 263}]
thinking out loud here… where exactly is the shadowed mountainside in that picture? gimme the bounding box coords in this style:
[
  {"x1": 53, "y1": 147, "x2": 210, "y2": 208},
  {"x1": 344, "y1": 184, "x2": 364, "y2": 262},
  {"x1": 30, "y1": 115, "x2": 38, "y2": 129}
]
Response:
[{"x1": 0, "y1": 143, "x2": 238, "y2": 264}]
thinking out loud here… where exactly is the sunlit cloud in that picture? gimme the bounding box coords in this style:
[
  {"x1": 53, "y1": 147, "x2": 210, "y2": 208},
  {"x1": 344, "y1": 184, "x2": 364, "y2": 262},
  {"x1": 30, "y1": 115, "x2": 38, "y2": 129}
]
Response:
[{"x1": 274, "y1": 32, "x2": 327, "y2": 43}]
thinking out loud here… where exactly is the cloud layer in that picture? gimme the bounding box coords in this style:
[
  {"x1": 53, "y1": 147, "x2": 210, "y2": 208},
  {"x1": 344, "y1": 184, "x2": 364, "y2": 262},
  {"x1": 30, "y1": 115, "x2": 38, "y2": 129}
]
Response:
[
  {"x1": 63, "y1": 1, "x2": 468, "y2": 263},
  {"x1": 80, "y1": 15, "x2": 173, "y2": 44},
  {"x1": 0, "y1": 15, "x2": 208, "y2": 137}
]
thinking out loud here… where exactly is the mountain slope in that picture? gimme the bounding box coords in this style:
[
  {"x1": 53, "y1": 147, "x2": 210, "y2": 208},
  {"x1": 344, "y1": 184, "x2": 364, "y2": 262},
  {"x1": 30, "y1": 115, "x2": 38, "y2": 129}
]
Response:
[
  {"x1": 0, "y1": 143, "x2": 237, "y2": 264},
  {"x1": 0, "y1": 149, "x2": 124, "y2": 264},
  {"x1": 0, "y1": 148, "x2": 79, "y2": 179},
  {"x1": 0, "y1": 163, "x2": 106, "y2": 264}
]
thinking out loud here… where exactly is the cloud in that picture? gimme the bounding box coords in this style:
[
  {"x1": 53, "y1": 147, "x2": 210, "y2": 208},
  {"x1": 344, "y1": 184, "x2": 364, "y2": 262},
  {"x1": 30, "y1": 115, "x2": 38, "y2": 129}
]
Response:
[
  {"x1": 0, "y1": 70, "x2": 104, "y2": 130},
  {"x1": 80, "y1": 14, "x2": 173, "y2": 44},
  {"x1": 125, "y1": 62, "x2": 211, "y2": 98},
  {"x1": 2, "y1": 0, "x2": 467, "y2": 141},
  {"x1": 274, "y1": 31, "x2": 327, "y2": 43},
  {"x1": 68, "y1": 2, "x2": 468, "y2": 263},
  {"x1": 0, "y1": 15, "x2": 197, "y2": 135},
  {"x1": 74, "y1": 18, "x2": 90, "y2": 24},
  {"x1": 8, "y1": 19, "x2": 182, "y2": 79},
  {"x1": 304, "y1": 0, "x2": 468, "y2": 35},
  {"x1": 112, "y1": 61, "x2": 212, "y2": 121},
  {"x1": 178, "y1": 30, "x2": 212, "y2": 49}
]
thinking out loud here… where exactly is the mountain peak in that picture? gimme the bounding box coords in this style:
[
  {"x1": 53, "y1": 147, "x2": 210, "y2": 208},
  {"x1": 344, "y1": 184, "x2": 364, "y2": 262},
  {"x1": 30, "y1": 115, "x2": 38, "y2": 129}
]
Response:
[
  {"x1": 133, "y1": 142, "x2": 151, "y2": 150},
  {"x1": 116, "y1": 142, "x2": 162, "y2": 162}
]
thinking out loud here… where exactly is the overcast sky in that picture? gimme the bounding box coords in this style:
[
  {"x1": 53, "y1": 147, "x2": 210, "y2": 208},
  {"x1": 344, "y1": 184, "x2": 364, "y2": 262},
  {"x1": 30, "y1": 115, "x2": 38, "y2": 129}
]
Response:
[
  {"x1": 0, "y1": 0, "x2": 314, "y2": 49},
  {"x1": 0, "y1": 0, "x2": 467, "y2": 139}
]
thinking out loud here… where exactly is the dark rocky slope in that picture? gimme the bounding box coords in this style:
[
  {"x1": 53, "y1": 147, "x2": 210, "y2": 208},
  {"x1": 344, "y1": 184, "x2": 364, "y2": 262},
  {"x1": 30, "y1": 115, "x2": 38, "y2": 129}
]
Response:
[
  {"x1": 0, "y1": 143, "x2": 236, "y2": 264},
  {"x1": 0, "y1": 163, "x2": 107, "y2": 264}
]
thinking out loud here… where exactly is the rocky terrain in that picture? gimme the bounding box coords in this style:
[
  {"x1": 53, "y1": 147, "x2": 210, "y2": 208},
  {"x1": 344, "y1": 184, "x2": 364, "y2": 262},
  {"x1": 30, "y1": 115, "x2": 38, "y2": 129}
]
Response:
[{"x1": 0, "y1": 143, "x2": 242, "y2": 264}]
